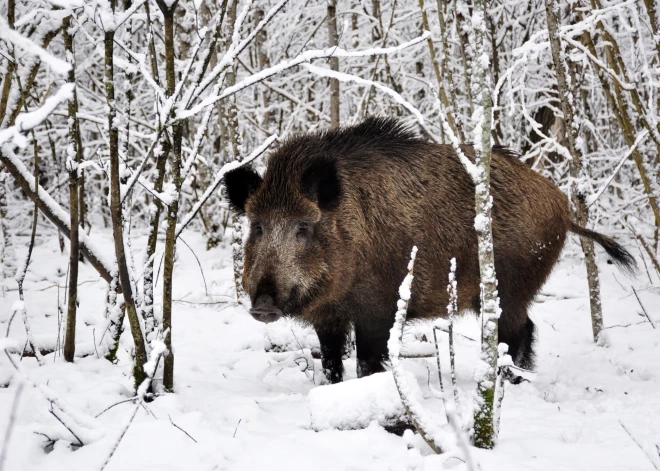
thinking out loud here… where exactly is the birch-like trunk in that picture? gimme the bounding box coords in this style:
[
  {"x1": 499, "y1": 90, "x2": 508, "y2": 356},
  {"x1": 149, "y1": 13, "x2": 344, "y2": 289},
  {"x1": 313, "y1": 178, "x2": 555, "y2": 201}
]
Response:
[
  {"x1": 469, "y1": 0, "x2": 501, "y2": 450},
  {"x1": 546, "y1": 0, "x2": 604, "y2": 342},
  {"x1": 232, "y1": 215, "x2": 248, "y2": 304}
]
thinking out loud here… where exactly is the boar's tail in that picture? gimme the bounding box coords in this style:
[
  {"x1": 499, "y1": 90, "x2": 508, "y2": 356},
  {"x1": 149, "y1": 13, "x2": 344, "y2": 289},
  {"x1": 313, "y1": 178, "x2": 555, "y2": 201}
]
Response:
[{"x1": 569, "y1": 222, "x2": 637, "y2": 274}]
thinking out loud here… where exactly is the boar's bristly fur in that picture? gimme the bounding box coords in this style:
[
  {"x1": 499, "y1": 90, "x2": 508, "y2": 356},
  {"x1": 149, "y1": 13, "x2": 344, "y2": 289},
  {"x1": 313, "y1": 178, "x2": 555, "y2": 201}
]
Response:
[{"x1": 222, "y1": 117, "x2": 635, "y2": 384}]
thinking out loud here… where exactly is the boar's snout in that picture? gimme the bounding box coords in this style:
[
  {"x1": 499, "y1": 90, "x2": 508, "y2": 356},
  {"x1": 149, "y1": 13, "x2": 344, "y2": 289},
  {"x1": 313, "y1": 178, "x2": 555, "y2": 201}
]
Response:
[{"x1": 249, "y1": 295, "x2": 283, "y2": 324}]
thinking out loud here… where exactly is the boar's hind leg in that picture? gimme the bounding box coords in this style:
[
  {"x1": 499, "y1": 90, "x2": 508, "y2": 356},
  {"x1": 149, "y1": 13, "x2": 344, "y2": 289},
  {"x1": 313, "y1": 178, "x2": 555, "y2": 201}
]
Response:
[
  {"x1": 315, "y1": 323, "x2": 350, "y2": 384},
  {"x1": 354, "y1": 321, "x2": 390, "y2": 378},
  {"x1": 499, "y1": 306, "x2": 536, "y2": 383}
]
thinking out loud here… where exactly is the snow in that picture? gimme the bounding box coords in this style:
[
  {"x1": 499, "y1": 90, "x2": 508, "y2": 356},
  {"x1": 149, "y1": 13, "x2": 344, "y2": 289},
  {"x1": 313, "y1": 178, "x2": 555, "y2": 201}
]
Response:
[
  {"x1": 182, "y1": 32, "x2": 431, "y2": 120},
  {"x1": 0, "y1": 84, "x2": 74, "y2": 146},
  {"x1": 308, "y1": 372, "x2": 406, "y2": 431},
  {"x1": 0, "y1": 19, "x2": 71, "y2": 75},
  {"x1": 303, "y1": 63, "x2": 425, "y2": 124},
  {"x1": 1, "y1": 228, "x2": 660, "y2": 470}
]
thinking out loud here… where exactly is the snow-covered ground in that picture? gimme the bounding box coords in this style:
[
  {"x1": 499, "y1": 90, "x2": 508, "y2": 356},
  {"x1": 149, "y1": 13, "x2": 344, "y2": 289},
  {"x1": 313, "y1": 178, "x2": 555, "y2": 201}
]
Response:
[{"x1": 1, "y1": 227, "x2": 659, "y2": 471}]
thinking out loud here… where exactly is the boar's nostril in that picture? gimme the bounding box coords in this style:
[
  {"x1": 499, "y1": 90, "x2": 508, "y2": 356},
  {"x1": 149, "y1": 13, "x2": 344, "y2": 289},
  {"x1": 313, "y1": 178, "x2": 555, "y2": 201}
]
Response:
[
  {"x1": 249, "y1": 295, "x2": 283, "y2": 323},
  {"x1": 253, "y1": 294, "x2": 275, "y2": 310}
]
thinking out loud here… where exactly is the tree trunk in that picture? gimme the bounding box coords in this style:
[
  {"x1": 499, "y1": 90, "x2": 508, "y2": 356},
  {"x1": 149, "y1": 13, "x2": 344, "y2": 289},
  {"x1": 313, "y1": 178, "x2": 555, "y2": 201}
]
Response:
[
  {"x1": 327, "y1": 0, "x2": 340, "y2": 129},
  {"x1": 546, "y1": 0, "x2": 604, "y2": 342},
  {"x1": 63, "y1": 16, "x2": 83, "y2": 363},
  {"x1": 141, "y1": 144, "x2": 168, "y2": 349},
  {"x1": 0, "y1": 0, "x2": 15, "y2": 126},
  {"x1": 419, "y1": 0, "x2": 459, "y2": 140},
  {"x1": 105, "y1": 12, "x2": 148, "y2": 389},
  {"x1": 157, "y1": 0, "x2": 183, "y2": 393},
  {"x1": 470, "y1": 0, "x2": 501, "y2": 449}
]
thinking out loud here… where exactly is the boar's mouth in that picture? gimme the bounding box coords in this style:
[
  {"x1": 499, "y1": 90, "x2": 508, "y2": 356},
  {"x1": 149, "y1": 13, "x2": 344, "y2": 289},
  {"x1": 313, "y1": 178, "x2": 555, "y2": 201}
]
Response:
[{"x1": 249, "y1": 294, "x2": 283, "y2": 323}]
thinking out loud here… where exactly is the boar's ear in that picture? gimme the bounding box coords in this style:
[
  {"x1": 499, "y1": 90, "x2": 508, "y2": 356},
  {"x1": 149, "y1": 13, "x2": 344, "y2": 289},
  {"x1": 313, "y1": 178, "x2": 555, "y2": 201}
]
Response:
[
  {"x1": 301, "y1": 157, "x2": 342, "y2": 211},
  {"x1": 222, "y1": 166, "x2": 263, "y2": 215}
]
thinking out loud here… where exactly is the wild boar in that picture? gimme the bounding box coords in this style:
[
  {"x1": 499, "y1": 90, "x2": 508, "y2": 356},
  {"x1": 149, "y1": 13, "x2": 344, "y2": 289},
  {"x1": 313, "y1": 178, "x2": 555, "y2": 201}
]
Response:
[{"x1": 222, "y1": 117, "x2": 635, "y2": 383}]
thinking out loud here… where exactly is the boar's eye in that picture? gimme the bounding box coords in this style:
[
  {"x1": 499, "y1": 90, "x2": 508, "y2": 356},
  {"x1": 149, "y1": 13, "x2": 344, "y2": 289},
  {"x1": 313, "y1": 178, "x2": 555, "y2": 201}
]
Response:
[
  {"x1": 296, "y1": 223, "x2": 310, "y2": 242},
  {"x1": 253, "y1": 222, "x2": 263, "y2": 238}
]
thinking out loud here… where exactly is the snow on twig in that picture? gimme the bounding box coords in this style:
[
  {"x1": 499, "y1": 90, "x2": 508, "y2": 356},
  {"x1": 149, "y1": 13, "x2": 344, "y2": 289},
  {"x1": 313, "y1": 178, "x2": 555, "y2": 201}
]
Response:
[
  {"x1": 303, "y1": 64, "x2": 424, "y2": 124},
  {"x1": 587, "y1": 130, "x2": 649, "y2": 207},
  {"x1": 2, "y1": 349, "x2": 105, "y2": 445},
  {"x1": 99, "y1": 340, "x2": 166, "y2": 470},
  {"x1": 0, "y1": 84, "x2": 74, "y2": 146},
  {"x1": 176, "y1": 134, "x2": 278, "y2": 237},
  {"x1": 0, "y1": 146, "x2": 115, "y2": 280},
  {"x1": 388, "y1": 247, "x2": 452, "y2": 455},
  {"x1": 179, "y1": 32, "x2": 430, "y2": 121},
  {"x1": 0, "y1": 17, "x2": 70, "y2": 75}
]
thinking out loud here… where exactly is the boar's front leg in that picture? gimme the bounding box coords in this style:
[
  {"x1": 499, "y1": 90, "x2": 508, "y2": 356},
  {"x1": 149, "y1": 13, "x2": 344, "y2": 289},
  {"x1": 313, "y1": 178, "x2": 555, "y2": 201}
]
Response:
[
  {"x1": 354, "y1": 321, "x2": 389, "y2": 378},
  {"x1": 315, "y1": 323, "x2": 349, "y2": 384}
]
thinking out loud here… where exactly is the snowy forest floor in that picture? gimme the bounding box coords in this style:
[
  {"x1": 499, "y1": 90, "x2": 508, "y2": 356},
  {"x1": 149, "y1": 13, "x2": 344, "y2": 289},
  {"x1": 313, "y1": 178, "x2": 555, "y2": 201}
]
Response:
[{"x1": 1, "y1": 226, "x2": 659, "y2": 471}]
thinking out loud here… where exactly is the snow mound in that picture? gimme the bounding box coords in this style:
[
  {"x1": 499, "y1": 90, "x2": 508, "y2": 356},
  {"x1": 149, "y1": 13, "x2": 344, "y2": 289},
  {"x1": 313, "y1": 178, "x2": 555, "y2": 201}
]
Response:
[{"x1": 308, "y1": 372, "x2": 407, "y2": 431}]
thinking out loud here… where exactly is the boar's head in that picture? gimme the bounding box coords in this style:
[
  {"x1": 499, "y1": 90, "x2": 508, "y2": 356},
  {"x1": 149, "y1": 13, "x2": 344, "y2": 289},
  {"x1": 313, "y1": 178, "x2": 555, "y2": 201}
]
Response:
[{"x1": 222, "y1": 155, "x2": 345, "y2": 324}]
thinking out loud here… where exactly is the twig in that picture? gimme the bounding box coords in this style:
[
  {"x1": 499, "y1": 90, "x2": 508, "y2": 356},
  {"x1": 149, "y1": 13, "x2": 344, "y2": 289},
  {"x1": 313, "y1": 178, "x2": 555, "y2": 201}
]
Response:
[
  {"x1": 388, "y1": 247, "x2": 445, "y2": 454},
  {"x1": 173, "y1": 299, "x2": 235, "y2": 306},
  {"x1": 95, "y1": 398, "x2": 138, "y2": 418},
  {"x1": 92, "y1": 329, "x2": 99, "y2": 359},
  {"x1": 3, "y1": 349, "x2": 101, "y2": 443},
  {"x1": 632, "y1": 286, "x2": 656, "y2": 329},
  {"x1": 168, "y1": 414, "x2": 197, "y2": 443},
  {"x1": 100, "y1": 347, "x2": 165, "y2": 470},
  {"x1": 620, "y1": 420, "x2": 660, "y2": 470},
  {"x1": 179, "y1": 237, "x2": 208, "y2": 297},
  {"x1": 99, "y1": 404, "x2": 140, "y2": 470},
  {"x1": 38, "y1": 279, "x2": 99, "y2": 291},
  {"x1": 49, "y1": 407, "x2": 83, "y2": 447},
  {"x1": 233, "y1": 418, "x2": 242, "y2": 438},
  {"x1": 432, "y1": 328, "x2": 444, "y2": 393},
  {"x1": 0, "y1": 383, "x2": 24, "y2": 471}
]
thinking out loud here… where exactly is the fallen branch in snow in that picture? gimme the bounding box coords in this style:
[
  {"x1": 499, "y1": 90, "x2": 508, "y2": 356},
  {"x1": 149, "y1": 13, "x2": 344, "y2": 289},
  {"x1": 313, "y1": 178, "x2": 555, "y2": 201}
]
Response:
[
  {"x1": 168, "y1": 414, "x2": 197, "y2": 443},
  {"x1": 94, "y1": 398, "x2": 138, "y2": 418},
  {"x1": 619, "y1": 420, "x2": 660, "y2": 470},
  {"x1": 3, "y1": 346, "x2": 105, "y2": 446},
  {"x1": 49, "y1": 407, "x2": 83, "y2": 447}
]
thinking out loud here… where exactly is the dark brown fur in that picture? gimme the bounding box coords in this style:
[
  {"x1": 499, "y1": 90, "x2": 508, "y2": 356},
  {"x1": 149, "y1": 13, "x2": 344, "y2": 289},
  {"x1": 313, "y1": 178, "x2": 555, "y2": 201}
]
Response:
[{"x1": 223, "y1": 117, "x2": 635, "y2": 383}]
